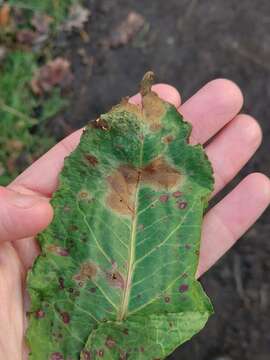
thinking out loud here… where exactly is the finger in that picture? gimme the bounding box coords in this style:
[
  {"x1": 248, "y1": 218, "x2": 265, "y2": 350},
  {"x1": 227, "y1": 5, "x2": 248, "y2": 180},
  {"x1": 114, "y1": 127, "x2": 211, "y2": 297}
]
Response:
[
  {"x1": 179, "y1": 79, "x2": 244, "y2": 145},
  {"x1": 206, "y1": 114, "x2": 262, "y2": 196},
  {"x1": 11, "y1": 84, "x2": 181, "y2": 197},
  {"x1": 13, "y1": 237, "x2": 40, "y2": 270},
  {"x1": 197, "y1": 173, "x2": 270, "y2": 277},
  {"x1": 0, "y1": 242, "x2": 25, "y2": 359},
  {"x1": 0, "y1": 187, "x2": 53, "y2": 242}
]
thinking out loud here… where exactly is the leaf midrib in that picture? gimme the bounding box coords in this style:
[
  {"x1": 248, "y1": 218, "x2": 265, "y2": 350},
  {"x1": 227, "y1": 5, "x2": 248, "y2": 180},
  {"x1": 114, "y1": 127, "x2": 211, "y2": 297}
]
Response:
[{"x1": 117, "y1": 137, "x2": 144, "y2": 321}]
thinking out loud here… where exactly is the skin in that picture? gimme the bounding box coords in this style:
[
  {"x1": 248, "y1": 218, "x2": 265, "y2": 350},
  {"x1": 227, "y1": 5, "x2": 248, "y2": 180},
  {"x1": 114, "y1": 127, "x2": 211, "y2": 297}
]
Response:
[{"x1": 0, "y1": 80, "x2": 269, "y2": 360}]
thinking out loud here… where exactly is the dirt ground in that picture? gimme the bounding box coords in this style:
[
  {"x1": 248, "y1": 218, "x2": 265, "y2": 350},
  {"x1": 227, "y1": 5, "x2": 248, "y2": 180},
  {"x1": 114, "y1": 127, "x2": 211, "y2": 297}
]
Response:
[{"x1": 52, "y1": 1, "x2": 270, "y2": 359}]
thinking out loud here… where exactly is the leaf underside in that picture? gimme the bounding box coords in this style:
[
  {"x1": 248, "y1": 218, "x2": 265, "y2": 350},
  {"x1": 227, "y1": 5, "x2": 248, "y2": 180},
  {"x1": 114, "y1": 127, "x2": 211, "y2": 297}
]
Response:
[{"x1": 27, "y1": 73, "x2": 214, "y2": 360}]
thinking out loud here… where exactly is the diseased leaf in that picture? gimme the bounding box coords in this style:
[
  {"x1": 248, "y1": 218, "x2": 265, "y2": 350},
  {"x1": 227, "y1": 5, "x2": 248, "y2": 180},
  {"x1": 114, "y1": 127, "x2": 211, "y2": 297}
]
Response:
[
  {"x1": 31, "y1": 57, "x2": 73, "y2": 95},
  {"x1": 107, "y1": 11, "x2": 145, "y2": 48},
  {"x1": 27, "y1": 72, "x2": 214, "y2": 359},
  {"x1": 62, "y1": 4, "x2": 91, "y2": 32}
]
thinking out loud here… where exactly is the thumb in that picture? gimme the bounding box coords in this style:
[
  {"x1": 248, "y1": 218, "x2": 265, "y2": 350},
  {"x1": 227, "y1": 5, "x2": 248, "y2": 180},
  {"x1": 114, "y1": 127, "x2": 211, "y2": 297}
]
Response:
[{"x1": 0, "y1": 187, "x2": 53, "y2": 242}]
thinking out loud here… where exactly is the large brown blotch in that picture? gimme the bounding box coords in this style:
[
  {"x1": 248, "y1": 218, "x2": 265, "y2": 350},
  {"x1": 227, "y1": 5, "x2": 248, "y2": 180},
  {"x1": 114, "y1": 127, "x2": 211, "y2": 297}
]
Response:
[
  {"x1": 107, "y1": 165, "x2": 138, "y2": 216},
  {"x1": 141, "y1": 157, "x2": 181, "y2": 189},
  {"x1": 106, "y1": 157, "x2": 181, "y2": 216},
  {"x1": 142, "y1": 92, "x2": 166, "y2": 131},
  {"x1": 74, "y1": 262, "x2": 98, "y2": 283}
]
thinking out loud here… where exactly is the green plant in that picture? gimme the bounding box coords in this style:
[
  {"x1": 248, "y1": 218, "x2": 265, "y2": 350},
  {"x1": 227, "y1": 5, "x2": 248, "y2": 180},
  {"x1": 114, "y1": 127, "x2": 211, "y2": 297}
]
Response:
[
  {"x1": 27, "y1": 73, "x2": 214, "y2": 359},
  {"x1": 0, "y1": 51, "x2": 67, "y2": 185},
  {"x1": 8, "y1": 0, "x2": 77, "y2": 22}
]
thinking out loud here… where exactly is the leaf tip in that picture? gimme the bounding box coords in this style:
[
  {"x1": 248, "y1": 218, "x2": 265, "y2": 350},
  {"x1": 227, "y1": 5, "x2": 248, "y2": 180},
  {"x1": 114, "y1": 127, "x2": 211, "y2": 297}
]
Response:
[{"x1": 140, "y1": 71, "x2": 155, "y2": 97}]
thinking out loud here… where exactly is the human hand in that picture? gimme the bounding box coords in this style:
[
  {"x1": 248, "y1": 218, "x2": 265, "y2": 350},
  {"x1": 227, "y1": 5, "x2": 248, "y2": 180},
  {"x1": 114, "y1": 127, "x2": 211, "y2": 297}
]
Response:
[{"x1": 0, "y1": 79, "x2": 269, "y2": 359}]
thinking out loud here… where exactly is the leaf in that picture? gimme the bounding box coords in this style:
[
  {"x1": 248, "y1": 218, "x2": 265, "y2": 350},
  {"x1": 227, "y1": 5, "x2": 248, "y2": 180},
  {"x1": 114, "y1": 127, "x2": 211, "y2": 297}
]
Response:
[
  {"x1": 31, "y1": 57, "x2": 73, "y2": 95},
  {"x1": 27, "y1": 72, "x2": 214, "y2": 359},
  {"x1": 107, "y1": 11, "x2": 145, "y2": 48},
  {"x1": 62, "y1": 4, "x2": 91, "y2": 32}
]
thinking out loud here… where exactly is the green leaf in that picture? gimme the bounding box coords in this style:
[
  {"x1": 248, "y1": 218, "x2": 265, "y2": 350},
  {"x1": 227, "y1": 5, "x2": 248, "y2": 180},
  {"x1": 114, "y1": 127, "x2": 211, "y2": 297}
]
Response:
[
  {"x1": 27, "y1": 72, "x2": 214, "y2": 360},
  {"x1": 8, "y1": 0, "x2": 77, "y2": 22}
]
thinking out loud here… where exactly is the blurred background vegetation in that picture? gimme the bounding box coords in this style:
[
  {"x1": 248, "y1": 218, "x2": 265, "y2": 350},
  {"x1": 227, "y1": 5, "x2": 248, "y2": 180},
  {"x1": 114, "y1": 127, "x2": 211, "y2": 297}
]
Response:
[{"x1": 0, "y1": 0, "x2": 81, "y2": 185}]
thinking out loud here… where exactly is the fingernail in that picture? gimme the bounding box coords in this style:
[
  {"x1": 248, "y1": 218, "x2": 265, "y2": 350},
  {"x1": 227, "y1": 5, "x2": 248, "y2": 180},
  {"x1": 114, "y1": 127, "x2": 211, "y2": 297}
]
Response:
[{"x1": 7, "y1": 191, "x2": 43, "y2": 209}]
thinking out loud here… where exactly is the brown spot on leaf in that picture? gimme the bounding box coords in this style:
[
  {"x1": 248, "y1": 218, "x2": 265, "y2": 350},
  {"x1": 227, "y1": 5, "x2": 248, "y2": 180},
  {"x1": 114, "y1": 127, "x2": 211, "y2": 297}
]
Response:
[
  {"x1": 177, "y1": 201, "x2": 187, "y2": 209},
  {"x1": 106, "y1": 157, "x2": 182, "y2": 215},
  {"x1": 78, "y1": 190, "x2": 92, "y2": 201},
  {"x1": 35, "y1": 309, "x2": 45, "y2": 319},
  {"x1": 58, "y1": 277, "x2": 65, "y2": 290},
  {"x1": 142, "y1": 157, "x2": 181, "y2": 189},
  {"x1": 91, "y1": 118, "x2": 109, "y2": 131},
  {"x1": 97, "y1": 349, "x2": 104, "y2": 357},
  {"x1": 106, "y1": 165, "x2": 138, "y2": 215},
  {"x1": 123, "y1": 328, "x2": 129, "y2": 335},
  {"x1": 69, "y1": 224, "x2": 79, "y2": 231},
  {"x1": 85, "y1": 154, "x2": 98, "y2": 166},
  {"x1": 142, "y1": 91, "x2": 166, "y2": 129},
  {"x1": 89, "y1": 287, "x2": 97, "y2": 293},
  {"x1": 185, "y1": 244, "x2": 191, "y2": 250},
  {"x1": 164, "y1": 296, "x2": 171, "y2": 303},
  {"x1": 106, "y1": 270, "x2": 125, "y2": 289},
  {"x1": 50, "y1": 353, "x2": 64, "y2": 360},
  {"x1": 179, "y1": 284, "x2": 189, "y2": 293},
  {"x1": 74, "y1": 262, "x2": 97, "y2": 283},
  {"x1": 60, "y1": 312, "x2": 70, "y2": 324},
  {"x1": 173, "y1": 191, "x2": 182, "y2": 198},
  {"x1": 162, "y1": 135, "x2": 175, "y2": 144},
  {"x1": 106, "y1": 337, "x2": 116, "y2": 349},
  {"x1": 81, "y1": 350, "x2": 92, "y2": 360},
  {"x1": 47, "y1": 245, "x2": 69, "y2": 257},
  {"x1": 159, "y1": 194, "x2": 169, "y2": 203},
  {"x1": 140, "y1": 347, "x2": 145, "y2": 352}
]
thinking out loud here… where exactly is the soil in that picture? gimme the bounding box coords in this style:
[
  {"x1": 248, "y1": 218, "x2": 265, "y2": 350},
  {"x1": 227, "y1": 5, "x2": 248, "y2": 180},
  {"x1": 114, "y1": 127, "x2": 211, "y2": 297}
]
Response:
[{"x1": 51, "y1": 1, "x2": 270, "y2": 359}]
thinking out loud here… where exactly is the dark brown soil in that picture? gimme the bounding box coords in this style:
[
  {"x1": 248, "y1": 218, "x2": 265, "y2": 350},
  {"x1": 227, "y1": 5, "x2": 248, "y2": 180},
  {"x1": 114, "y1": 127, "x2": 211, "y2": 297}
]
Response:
[{"x1": 52, "y1": 1, "x2": 270, "y2": 359}]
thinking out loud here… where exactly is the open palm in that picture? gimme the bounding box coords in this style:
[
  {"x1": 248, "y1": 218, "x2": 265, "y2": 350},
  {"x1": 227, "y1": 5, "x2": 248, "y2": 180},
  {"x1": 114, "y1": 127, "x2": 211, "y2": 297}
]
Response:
[{"x1": 0, "y1": 79, "x2": 269, "y2": 360}]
